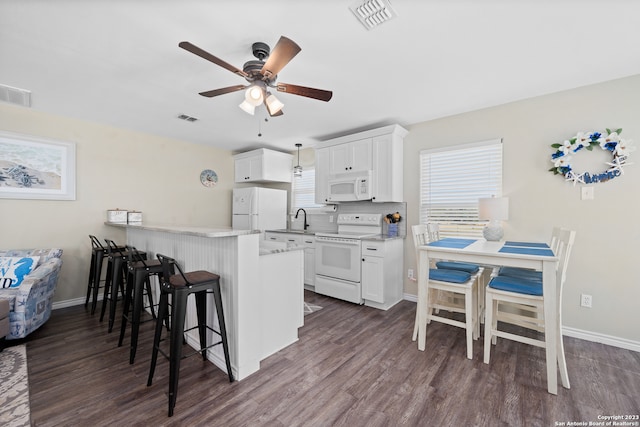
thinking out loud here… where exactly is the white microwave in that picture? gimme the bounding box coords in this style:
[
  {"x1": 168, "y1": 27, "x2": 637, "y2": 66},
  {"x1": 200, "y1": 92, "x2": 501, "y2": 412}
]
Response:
[{"x1": 327, "y1": 170, "x2": 373, "y2": 202}]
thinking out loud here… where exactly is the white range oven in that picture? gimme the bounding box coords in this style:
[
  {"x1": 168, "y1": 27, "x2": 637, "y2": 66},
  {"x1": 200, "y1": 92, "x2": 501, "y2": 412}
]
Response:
[{"x1": 315, "y1": 214, "x2": 382, "y2": 304}]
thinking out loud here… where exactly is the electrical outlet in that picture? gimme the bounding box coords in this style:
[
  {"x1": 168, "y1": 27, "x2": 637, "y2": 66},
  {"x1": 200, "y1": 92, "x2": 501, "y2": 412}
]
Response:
[
  {"x1": 408, "y1": 269, "x2": 414, "y2": 279},
  {"x1": 329, "y1": 215, "x2": 334, "y2": 223},
  {"x1": 580, "y1": 294, "x2": 593, "y2": 308}
]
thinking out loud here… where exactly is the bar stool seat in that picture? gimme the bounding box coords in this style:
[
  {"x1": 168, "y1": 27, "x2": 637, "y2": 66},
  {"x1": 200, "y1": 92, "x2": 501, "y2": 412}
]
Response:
[
  {"x1": 147, "y1": 254, "x2": 234, "y2": 417},
  {"x1": 118, "y1": 246, "x2": 162, "y2": 364}
]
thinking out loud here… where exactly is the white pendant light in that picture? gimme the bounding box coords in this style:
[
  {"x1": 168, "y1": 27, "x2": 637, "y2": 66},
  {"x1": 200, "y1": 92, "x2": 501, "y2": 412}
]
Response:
[{"x1": 294, "y1": 143, "x2": 303, "y2": 177}]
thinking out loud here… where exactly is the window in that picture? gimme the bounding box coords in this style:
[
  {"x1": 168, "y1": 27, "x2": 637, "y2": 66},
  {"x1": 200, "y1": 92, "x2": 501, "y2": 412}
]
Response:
[
  {"x1": 420, "y1": 139, "x2": 503, "y2": 238},
  {"x1": 291, "y1": 168, "x2": 323, "y2": 210}
]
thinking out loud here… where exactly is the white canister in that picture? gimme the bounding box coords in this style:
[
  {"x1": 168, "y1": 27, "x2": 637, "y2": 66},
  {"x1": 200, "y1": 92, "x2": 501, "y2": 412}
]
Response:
[
  {"x1": 107, "y1": 209, "x2": 128, "y2": 223},
  {"x1": 127, "y1": 211, "x2": 142, "y2": 223}
]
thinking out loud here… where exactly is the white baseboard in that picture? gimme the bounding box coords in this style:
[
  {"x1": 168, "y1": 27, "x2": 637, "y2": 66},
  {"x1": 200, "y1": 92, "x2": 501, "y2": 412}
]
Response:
[
  {"x1": 403, "y1": 294, "x2": 640, "y2": 353},
  {"x1": 561, "y1": 326, "x2": 640, "y2": 352},
  {"x1": 52, "y1": 296, "x2": 101, "y2": 310}
]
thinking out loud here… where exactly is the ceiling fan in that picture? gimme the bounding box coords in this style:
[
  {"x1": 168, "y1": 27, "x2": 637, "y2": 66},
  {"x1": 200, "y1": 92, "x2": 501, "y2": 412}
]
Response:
[{"x1": 179, "y1": 36, "x2": 333, "y2": 116}]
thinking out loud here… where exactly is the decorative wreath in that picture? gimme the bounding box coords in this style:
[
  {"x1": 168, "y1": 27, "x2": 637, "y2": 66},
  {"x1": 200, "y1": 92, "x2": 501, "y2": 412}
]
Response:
[{"x1": 549, "y1": 128, "x2": 635, "y2": 185}]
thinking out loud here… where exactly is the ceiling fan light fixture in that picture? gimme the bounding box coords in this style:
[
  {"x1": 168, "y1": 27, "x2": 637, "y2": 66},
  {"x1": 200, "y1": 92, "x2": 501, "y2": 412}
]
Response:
[
  {"x1": 245, "y1": 85, "x2": 264, "y2": 106},
  {"x1": 238, "y1": 100, "x2": 255, "y2": 115},
  {"x1": 265, "y1": 92, "x2": 284, "y2": 115}
]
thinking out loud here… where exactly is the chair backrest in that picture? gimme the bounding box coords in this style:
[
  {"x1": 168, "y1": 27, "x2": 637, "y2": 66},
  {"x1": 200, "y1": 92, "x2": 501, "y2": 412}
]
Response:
[
  {"x1": 411, "y1": 224, "x2": 429, "y2": 252},
  {"x1": 555, "y1": 228, "x2": 576, "y2": 288},
  {"x1": 156, "y1": 253, "x2": 190, "y2": 287},
  {"x1": 104, "y1": 238, "x2": 126, "y2": 257},
  {"x1": 411, "y1": 223, "x2": 440, "y2": 253},
  {"x1": 549, "y1": 226, "x2": 563, "y2": 252},
  {"x1": 126, "y1": 245, "x2": 148, "y2": 267},
  {"x1": 89, "y1": 235, "x2": 105, "y2": 250}
]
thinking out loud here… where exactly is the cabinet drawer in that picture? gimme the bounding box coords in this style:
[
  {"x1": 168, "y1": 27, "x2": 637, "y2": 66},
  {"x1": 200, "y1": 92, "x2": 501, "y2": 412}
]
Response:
[
  {"x1": 302, "y1": 237, "x2": 315, "y2": 248},
  {"x1": 362, "y1": 240, "x2": 385, "y2": 256}
]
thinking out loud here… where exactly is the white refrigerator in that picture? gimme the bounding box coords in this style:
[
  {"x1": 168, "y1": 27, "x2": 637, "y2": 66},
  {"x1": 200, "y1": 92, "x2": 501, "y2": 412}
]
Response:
[{"x1": 232, "y1": 187, "x2": 287, "y2": 231}]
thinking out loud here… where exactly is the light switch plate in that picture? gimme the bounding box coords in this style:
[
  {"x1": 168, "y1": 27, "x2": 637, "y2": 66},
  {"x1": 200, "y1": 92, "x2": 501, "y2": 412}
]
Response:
[{"x1": 581, "y1": 187, "x2": 594, "y2": 200}]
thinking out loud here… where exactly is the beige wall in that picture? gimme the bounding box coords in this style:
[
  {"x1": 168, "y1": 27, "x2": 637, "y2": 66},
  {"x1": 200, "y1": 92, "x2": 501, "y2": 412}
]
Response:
[
  {"x1": 2, "y1": 74, "x2": 638, "y2": 343},
  {"x1": 403, "y1": 74, "x2": 640, "y2": 343},
  {"x1": 1, "y1": 104, "x2": 235, "y2": 303}
]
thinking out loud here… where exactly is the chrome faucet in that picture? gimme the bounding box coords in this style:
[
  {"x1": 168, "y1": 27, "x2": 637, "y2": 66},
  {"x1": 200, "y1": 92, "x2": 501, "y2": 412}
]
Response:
[{"x1": 295, "y1": 208, "x2": 309, "y2": 230}]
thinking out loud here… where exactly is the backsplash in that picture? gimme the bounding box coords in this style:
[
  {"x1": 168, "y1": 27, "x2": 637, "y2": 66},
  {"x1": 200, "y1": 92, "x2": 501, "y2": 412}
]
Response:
[{"x1": 289, "y1": 201, "x2": 407, "y2": 236}]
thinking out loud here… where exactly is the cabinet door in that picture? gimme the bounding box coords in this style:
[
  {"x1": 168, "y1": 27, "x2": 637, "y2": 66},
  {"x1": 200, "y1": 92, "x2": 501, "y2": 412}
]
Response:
[
  {"x1": 314, "y1": 147, "x2": 331, "y2": 204},
  {"x1": 371, "y1": 134, "x2": 403, "y2": 202},
  {"x1": 304, "y1": 248, "x2": 315, "y2": 286},
  {"x1": 349, "y1": 138, "x2": 373, "y2": 173},
  {"x1": 328, "y1": 144, "x2": 352, "y2": 174},
  {"x1": 361, "y1": 255, "x2": 384, "y2": 303},
  {"x1": 328, "y1": 139, "x2": 372, "y2": 174},
  {"x1": 234, "y1": 155, "x2": 263, "y2": 182}
]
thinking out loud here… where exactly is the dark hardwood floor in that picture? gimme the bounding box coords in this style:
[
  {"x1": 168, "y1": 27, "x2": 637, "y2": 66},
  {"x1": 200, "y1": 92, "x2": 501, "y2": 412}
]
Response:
[{"x1": 20, "y1": 291, "x2": 640, "y2": 426}]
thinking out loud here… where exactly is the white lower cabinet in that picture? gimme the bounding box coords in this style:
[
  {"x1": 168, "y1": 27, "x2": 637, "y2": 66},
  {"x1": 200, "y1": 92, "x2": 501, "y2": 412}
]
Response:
[
  {"x1": 361, "y1": 238, "x2": 403, "y2": 310},
  {"x1": 265, "y1": 232, "x2": 315, "y2": 288},
  {"x1": 302, "y1": 237, "x2": 316, "y2": 288}
]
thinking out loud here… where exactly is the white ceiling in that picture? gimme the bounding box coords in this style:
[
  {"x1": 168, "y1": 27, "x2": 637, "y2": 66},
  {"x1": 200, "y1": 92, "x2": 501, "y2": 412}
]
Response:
[{"x1": 2, "y1": 1, "x2": 640, "y2": 153}]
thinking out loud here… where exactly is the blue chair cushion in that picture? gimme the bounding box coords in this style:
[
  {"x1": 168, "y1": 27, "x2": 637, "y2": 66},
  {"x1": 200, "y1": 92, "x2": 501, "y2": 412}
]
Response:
[
  {"x1": 435, "y1": 261, "x2": 480, "y2": 274},
  {"x1": 489, "y1": 275, "x2": 543, "y2": 296},
  {"x1": 429, "y1": 268, "x2": 471, "y2": 283},
  {"x1": 498, "y1": 266, "x2": 542, "y2": 282}
]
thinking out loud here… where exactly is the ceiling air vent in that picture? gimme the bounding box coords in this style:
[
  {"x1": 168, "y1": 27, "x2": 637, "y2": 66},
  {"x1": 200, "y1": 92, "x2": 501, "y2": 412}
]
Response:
[
  {"x1": 349, "y1": 0, "x2": 397, "y2": 30},
  {"x1": 0, "y1": 84, "x2": 32, "y2": 108},
  {"x1": 177, "y1": 114, "x2": 198, "y2": 122}
]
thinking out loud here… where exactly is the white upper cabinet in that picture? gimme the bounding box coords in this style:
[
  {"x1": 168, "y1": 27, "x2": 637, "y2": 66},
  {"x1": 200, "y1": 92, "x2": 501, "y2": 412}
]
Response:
[
  {"x1": 315, "y1": 124, "x2": 408, "y2": 203},
  {"x1": 371, "y1": 133, "x2": 404, "y2": 202},
  {"x1": 314, "y1": 147, "x2": 331, "y2": 204},
  {"x1": 234, "y1": 148, "x2": 293, "y2": 183},
  {"x1": 328, "y1": 138, "x2": 372, "y2": 174}
]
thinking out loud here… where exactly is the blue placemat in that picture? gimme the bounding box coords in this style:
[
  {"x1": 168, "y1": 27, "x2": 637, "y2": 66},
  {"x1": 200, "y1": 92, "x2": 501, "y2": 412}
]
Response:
[
  {"x1": 504, "y1": 241, "x2": 550, "y2": 248},
  {"x1": 499, "y1": 246, "x2": 554, "y2": 256},
  {"x1": 428, "y1": 238, "x2": 477, "y2": 249}
]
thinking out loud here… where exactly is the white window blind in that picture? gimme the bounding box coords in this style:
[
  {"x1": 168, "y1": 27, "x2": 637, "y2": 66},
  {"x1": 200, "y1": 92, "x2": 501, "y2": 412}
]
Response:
[
  {"x1": 292, "y1": 168, "x2": 323, "y2": 209},
  {"x1": 420, "y1": 139, "x2": 503, "y2": 238}
]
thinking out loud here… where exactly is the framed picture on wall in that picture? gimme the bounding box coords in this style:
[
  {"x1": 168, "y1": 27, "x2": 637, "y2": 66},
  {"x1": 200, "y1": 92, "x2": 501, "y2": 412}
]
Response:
[{"x1": 0, "y1": 131, "x2": 76, "y2": 200}]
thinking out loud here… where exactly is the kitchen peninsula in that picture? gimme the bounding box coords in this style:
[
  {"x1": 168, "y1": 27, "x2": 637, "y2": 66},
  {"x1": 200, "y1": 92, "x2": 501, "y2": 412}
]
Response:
[{"x1": 105, "y1": 222, "x2": 304, "y2": 380}]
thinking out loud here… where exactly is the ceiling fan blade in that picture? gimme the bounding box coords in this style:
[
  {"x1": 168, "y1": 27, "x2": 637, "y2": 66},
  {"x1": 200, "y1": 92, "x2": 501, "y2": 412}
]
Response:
[
  {"x1": 179, "y1": 41, "x2": 248, "y2": 78},
  {"x1": 276, "y1": 83, "x2": 333, "y2": 102},
  {"x1": 268, "y1": 108, "x2": 284, "y2": 117},
  {"x1": 261, "y1": 36, "x2": 301, "y2": 79},
  {"x1": 199, "y1": 85, "x2": 247, "y2": 98}
]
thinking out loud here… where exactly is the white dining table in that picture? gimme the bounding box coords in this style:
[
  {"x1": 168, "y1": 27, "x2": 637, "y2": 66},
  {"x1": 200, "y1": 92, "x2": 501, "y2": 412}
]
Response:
[{"x1": 417, "y1": 238, "x2": 563, "y2": 394}]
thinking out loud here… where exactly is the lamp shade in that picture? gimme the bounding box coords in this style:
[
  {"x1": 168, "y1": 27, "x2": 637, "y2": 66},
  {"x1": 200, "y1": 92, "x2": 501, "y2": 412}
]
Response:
[
  {"x1": 478, "y1": 197, "x2": 509, "y2": 221},
  {"x1": 265, "y1": 93, "x2": 284, "y2": 115},
  {"x1": 238, "y1": 100, "x2": 255, "y2": 115}
]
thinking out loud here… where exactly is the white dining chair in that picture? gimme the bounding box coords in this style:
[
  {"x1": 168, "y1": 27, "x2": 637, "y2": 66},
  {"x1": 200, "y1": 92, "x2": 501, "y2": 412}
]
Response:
[
  {"x1": 495, "y1": 226, "x2": 563, "y2": 281},
  {"x1": 411, "y1": 224, "x2": 484, "y2": 359},
  {"x1": 483, "y1": 228, "x2": 576, "y2": 390}
]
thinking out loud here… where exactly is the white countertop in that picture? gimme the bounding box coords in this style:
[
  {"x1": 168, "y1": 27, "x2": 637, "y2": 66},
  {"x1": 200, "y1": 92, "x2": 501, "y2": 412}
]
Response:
[{"x1": 104, "y1": 222, "x2": 260, "y2": 238}]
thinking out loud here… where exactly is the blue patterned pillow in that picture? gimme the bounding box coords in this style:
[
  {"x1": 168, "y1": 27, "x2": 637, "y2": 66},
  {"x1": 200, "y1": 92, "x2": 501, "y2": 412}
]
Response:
[{"x1": 0, "y1": 257, "x2": 39, "y2": 288}]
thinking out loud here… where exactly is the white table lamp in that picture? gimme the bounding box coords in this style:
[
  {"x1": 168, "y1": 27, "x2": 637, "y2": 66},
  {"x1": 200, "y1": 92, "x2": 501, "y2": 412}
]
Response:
[{"x1": 478, "y1": 197, "x2": 509, "y2": 241}]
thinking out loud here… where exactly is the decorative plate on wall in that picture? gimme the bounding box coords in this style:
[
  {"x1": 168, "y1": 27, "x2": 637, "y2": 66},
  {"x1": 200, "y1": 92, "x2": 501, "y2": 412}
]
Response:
[{"x1": 200, "y1": 169, "x2": 218, "y2": 187}]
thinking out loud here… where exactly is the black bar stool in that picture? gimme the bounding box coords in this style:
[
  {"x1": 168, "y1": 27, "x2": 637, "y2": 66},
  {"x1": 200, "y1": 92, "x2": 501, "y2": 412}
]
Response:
[
  {"x1": 147, "y1": 254, "x2": 234, "y2": 417},
  {"x1": 100, "y1": 239, "x2": 146, "y2": 332},
  {"x1": 118, "y1": 245, "x2": 162, "y2": 364},
  {"x1": 85, "y1": 235, "x2": 107, "y2": 315}
]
